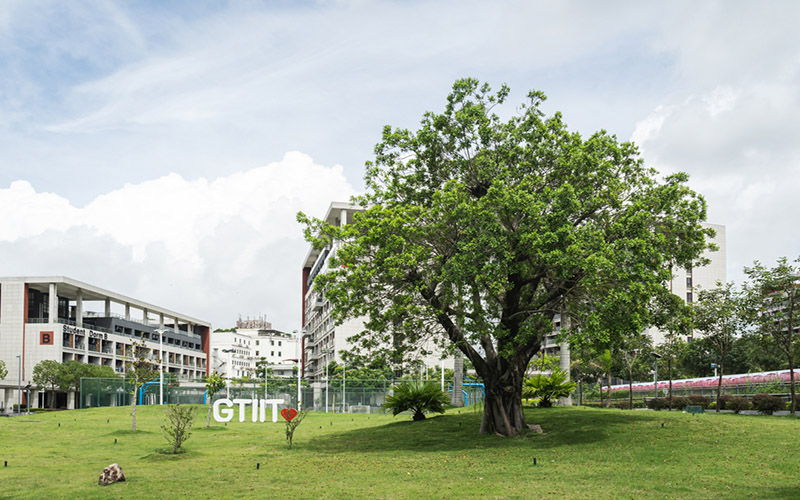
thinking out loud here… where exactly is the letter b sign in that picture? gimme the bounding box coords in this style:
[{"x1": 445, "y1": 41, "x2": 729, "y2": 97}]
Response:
[{"x1": 40, "y1": 331, "x2": 53, "y2": 345}]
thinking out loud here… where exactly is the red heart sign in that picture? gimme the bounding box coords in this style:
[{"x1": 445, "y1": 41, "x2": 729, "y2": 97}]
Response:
[{"x1": 280, "y1": 408, "x2": 298, "y2": 422}]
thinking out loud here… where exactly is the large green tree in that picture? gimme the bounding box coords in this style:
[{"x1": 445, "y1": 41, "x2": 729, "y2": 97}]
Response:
[
  {"x1": 300, "y1": 79, "x2": 711, "y2": 436},
  {"x1": 745, "y1": 256, "x2": 800, "y2": 414}
]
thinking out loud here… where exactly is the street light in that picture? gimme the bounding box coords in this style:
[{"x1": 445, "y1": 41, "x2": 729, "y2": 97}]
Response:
[
  {"x1": 221, "y1": 348, "x2": 235, "y2": 398},
  {"x1": 321, "y1": 349, "x2": 332, "y2": 413},
  {"x1": 342, "y1": 360, "x2": 346, "y2": 414},
  {"x1": 652, "y1": 352, "x2": 663, "y2": 399},
  {"x1": 154, "y1": 328, "x2": 167, "y2": 405},
  {"x1": 16, "y1": 355, "x2": 21, "y2": 416}
]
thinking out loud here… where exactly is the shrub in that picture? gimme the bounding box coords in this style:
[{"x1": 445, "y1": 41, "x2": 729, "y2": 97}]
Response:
[
  {"x1": 613, "y1": 400, "x2": 644, "y2": 410},
  {"x1": 382, "y1": 381, "x2": 449, "y2": 421},
  {"x1": 751, "y1": 394, "x2": 785, "y2": 415},
  {"x1": 609, "y1": 389, "x2": 629, "y2": 400},
  {"x1": 646, "y1": 398, "x2": 669, "y2": 411},
  {"x1": 726, "y1": 396, "x2": 751, "y2": 413},
  {"x1": 687, "y1": 395, "x2": 711, "y2": 409},
  {"x1": 716, "y1": 394, "x2": 734, "y2": 410},
  {"x1": 708, "y1": 401, "x2": 717, "y2": 410},
  {"x1": 161, "y1": 404, "x2": 196, "y2": 453},
  {"x1": 669, "y1": 397, "x2": 690, "y2": 410}
]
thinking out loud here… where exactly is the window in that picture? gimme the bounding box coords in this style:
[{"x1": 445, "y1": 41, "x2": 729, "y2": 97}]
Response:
[
  {"x1": 278, "y1": 351, "x2": 281, "y2": 357},
  {"x1": 256, "y1": 351, "x2": 259, "y2": 356},
  {"x1": 686, "y1": 292, "x2": 693, "y2": 303},
  {"x1": 278, "y1": 341, "x2": 282, "y2": 346},
  {"x1": 271, "y1": 340, "x2": 274, "y2": 346},
  {"x1": 686, "y1": 276, "x2": 692, "y2": 287},
  {"x1": 271, "y1": 351, "x2": 274, "y2": 356},
  {"x1": 256, "y1": 340, "x2": 259, "y2": 346}
]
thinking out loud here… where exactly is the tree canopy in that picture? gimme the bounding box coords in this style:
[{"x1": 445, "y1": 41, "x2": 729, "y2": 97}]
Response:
[{"x1": 299, "y1": 78, "x2": 712, "y2": 436}]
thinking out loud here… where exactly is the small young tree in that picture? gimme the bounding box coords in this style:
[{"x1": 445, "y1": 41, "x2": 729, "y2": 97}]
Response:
[
  {"x1": 161, "y1": 404, "x2": 195, "y2": 453},
  {"x1": 126, "y1": 339, "x2": 160, "y2": 431},
  {"x1": 652, "y1": 291, "x2": 694, "y2": 403},
  {"x1": 618, "y1": 334, "x2": 653, "y2": 410},
  {"x1": 745, "y1": 256, "x2": 800, "y2": 414},
  {"x1": 284, "y1": 409, "x2": 308, "y2": 449},
  {"x1": 382, "y1": 380, "x2": 449, "y2": 421},
  {"x1": 32, "y1": 360, "x2": 62, "y2": 409},
  {"x1": 0, "y1": 359, "x2": 7, "y2": 380},
  {"x1": 204, "y1": 372, "x2": 225, "y2": 428},
  {"x1": 694, "y1": 282, "x2": 747, "y2": 412}
]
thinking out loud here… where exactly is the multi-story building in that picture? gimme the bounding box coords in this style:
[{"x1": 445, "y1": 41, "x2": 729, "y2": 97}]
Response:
[
  {"x1": 0, "y1": 276, "x2": 210, "y2": 411},
  {"x1": 210, "y1": 318, "x2": 299, "y2": 380},
  {"x1": 301, "y1": 202, "x2": 453, "y2": 382}
]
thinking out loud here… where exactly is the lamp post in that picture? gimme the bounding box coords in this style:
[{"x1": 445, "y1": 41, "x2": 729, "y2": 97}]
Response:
[
  {"x1": 16, "y1": 355, "x2": 21, "y2": 416},
  {"x1": 342, "y1": 360, "x2": 346, "y2": 414},
  {"x1": 321, "y1": 349, "x2": 332, "y2": 413},
  {"x1": 155, "y1": 328, "x2": 166, "y2": 405},
  {"x1": 297, "y1": 335, "x2": 302, "y2": 410},
  {"x1": 652, "y1": 352, "x2": 662, "y2": 399},
  {"x1": 221, "y1": 348, "x2": 235, "y2": 398}
]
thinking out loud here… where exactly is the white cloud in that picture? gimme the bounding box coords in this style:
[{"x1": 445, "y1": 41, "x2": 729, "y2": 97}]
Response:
[{"x1": 0, "y1": 152, "x2": 357, "y2": 330}]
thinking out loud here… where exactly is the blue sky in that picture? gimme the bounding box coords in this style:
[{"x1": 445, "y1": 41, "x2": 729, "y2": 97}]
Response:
[{"x1": 0, "y1": 0, "x2": 798, "y2": 330}]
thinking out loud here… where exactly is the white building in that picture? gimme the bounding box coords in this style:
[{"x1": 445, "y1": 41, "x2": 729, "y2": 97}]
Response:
[
  {"x1": 647, "y1": 223, "x2": 727, "y2": 344},
  {"x1": 210, "y1": 318, "x2": 299, "y2": 380},
  {"x1": 0, "y1": 276, "x2": 210, "y2": 411},
  {"x1": 301, "y1": 202, "x2": 453, "y2": 382}
]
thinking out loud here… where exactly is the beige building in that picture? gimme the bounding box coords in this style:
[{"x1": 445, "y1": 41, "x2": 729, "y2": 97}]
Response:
[{"x1": 0, "y1": 276, "x2": 210, "y2": 411}]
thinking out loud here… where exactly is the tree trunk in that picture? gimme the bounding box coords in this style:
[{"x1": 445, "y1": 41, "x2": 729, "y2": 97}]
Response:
[
  {"x1": 715, "y1": 357, "x2": 724, "y2": 414},
  {"x1": 131, "y1": 387, "x2": 138, "y2": 432},
  {"x1": 668, "y1": 358, "x2": 673, "y2": 404},
  {"x1": 628, "y1": 372, "x2": 633, "y2": 410},
  {"x1": 788, "y1": 358, "x2": 796, "y2": 415},
  {"x1": 605, "y1": 372, "x2": 612, "y2": 408},
  {"x1": 207, "y1": 402, "x2": 212, "y2": 428},
  {"x1": 479, "y1": 370, "x2": 526, "y2": 436}
]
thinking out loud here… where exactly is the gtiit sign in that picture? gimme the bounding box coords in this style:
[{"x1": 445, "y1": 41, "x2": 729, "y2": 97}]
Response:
[{"x1": 212, "y1": 398, "x2": 286, "y2": 423}]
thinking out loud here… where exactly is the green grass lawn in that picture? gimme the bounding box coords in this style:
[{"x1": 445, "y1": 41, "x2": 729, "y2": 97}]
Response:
[{"x1": 1, "y1": 405, "x2": 799, "y2": 499}]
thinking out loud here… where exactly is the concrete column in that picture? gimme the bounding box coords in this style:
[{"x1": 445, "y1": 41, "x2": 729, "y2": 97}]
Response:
[
  {"x1": 558, "y1": 315, "x2": 573, "y2": 406},
  {"x1": 67, "y1": 391, "x2": 75, "y2": 410},
  {"x1": 105, "y1": 298, "x2": 111, "y2": 317},
  {"x1": 340, "y1": 209, "x2": 347, "y2": 227},
  {"x1": 159, "y1": 313, "x2": 164, "y2": 328},
  {"x1": 451, "y1": 351, "x2": 465, "y2": 407},
  {"x1": 125, "y1": 303, "x2": 130, "y2": 320},
  {"x1": 143, "y1": 308, "x2": 149, "y2": 324},
  {"x1": 48, "y1": 283, "x2": 58, "y2": 323},
  {"x1": 76, "y1": 289, "x2": 83, "y2": 327}
]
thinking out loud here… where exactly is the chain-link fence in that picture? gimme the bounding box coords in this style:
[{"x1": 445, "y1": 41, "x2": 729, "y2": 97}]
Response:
[{"x1": 78, "y1": 377, "x2": 486, "y2": 412}]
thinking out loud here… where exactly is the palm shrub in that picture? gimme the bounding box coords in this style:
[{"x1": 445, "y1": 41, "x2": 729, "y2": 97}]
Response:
[
  {"x1": 522, "y1": 369, "x2": 577, "y2": 408},
  {"x1": 382, "y1": 381, "x2": 449, "y2": 421}
]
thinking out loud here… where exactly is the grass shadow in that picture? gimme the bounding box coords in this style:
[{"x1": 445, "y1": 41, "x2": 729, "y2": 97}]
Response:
[{"x1": 309, "y1": 407, "x2": 659, "y2": 453}]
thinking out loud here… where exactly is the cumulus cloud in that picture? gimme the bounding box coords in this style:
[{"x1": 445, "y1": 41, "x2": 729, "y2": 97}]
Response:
[
  {"x1": 0, "y1": 152, "x2": 357, "y2": 330},
  {"x1": 633, "y1": 81, "x2": 800, "y2": 284}
]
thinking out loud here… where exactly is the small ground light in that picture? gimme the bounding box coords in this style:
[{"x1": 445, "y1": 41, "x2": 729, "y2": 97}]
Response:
[
  {"x1": 114, "y1": 439, "x2": 117, "y2": 444},
  {"x1": 256, "y1": 463, "x2": 260, "y2": 470},
  {"x1": 661, "y1": 423, "x2": 665, "y2": 428},
  {"x1": 533, "y1": 458, "x2": 537, "y2": 466},
  {"x1": 4, "y1": 461, "x2": 7, "y2": 467}
]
